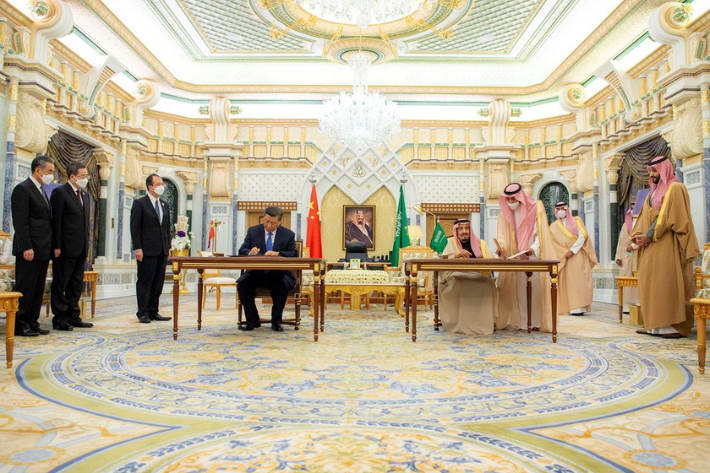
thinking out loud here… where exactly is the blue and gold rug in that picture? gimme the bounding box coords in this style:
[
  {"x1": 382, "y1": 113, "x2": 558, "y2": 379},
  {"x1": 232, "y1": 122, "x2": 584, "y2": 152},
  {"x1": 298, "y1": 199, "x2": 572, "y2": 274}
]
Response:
[{"x1": 1, "y1": 297, "x2": 709, "y2": 472}]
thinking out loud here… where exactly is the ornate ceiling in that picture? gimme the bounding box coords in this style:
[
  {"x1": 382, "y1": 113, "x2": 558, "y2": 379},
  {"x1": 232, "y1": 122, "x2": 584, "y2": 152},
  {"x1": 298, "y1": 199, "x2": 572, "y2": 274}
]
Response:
[{"x1": 49, "y1": 0, "x2": 664, "y2": 101}]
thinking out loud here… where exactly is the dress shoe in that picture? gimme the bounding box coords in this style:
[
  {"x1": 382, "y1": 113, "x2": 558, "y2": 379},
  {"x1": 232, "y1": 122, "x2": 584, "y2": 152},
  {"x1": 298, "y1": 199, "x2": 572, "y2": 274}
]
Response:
[
  {"x1": 52, "y1": 323, "x2": 74, "y2": 331},
  {"x1": 239, "y1": 324, "x2": 257, "y2": 331},
  {"x1": 662, "y1": 332, "x2": 683, "y2": 339},
  {"x1": 138, "y1": 316, "x2": 151, "y2": 324},
  {"x1": 16, "y1": 329, "x2": 40, "y2": 337},
  {"x1": 33, "y1": 328, "x2": 51, "y2": 335},
  {"x1": 271, "y1": 324, "x2": 284, "y2": 332},
  {"x1": 150, "y1": 314, "x2": 172, "y2": 321},
  {"x1": 70, "y1": 321, "x2": 94, "y2": 328}
]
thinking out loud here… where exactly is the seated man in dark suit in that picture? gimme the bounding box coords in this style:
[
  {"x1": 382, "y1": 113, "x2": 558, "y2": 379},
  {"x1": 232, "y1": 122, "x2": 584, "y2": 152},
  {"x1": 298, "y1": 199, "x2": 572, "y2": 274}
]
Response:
[{"x1": 237, "y1": 206, "x2": 298, "y2": 332}]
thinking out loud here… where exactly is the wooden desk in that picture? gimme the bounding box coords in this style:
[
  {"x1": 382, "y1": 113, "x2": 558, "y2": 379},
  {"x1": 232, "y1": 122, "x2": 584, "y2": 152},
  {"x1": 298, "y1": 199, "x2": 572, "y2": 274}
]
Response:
[
  {"x1": 405, "y1": 259, "x2": 559, "y2": 343},
  {"x1": 326, "y1": 262, "x2": 390, "y2": 271},
  {"x1": 171, "y1": 257, "x2": 325, "y2": 341},
  {"x1": 1, "y1": 292, "x2": 21, "y2": 368},
  {"x1": 691, "y1": 297, "x2": 709, "y2": 375},
  {"x1": 83, "y1": 271, "x2": 99, "y2": 318},
  {"x1": 615, "y1": 276, "x2": 638, "y2": 323}
]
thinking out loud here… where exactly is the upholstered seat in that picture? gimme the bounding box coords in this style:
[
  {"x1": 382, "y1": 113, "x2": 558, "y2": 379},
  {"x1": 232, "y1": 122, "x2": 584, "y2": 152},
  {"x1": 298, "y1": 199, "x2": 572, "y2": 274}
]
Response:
[
  {"x1": 385, "y1": 246, "x2": 435, "y2": 310},
  {"x1": 198, "y1": 250, "x2": 238, "y2": 310}
]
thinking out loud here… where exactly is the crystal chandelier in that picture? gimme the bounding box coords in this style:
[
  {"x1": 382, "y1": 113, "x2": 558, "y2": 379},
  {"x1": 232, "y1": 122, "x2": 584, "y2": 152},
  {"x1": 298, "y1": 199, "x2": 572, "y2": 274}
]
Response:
[
  {"x1": 319, "y1": 52, "x2": 401, "y2": 155},
  {"x1": 297, "y1": 0, "x2": 425, "y2": 28}
]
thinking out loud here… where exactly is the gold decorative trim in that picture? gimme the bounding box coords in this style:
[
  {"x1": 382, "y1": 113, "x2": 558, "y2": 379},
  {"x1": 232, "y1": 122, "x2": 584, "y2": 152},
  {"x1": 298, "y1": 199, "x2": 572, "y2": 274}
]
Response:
[
  {"x1": 421, "y1": 203, "x2": 480, "y2": 213},
  {"x1": 237, "y1": 201, "x2": 297, "y2": 211},
  {"x1": 628, "y1": 45, "x2": 671, "y2": 79}
]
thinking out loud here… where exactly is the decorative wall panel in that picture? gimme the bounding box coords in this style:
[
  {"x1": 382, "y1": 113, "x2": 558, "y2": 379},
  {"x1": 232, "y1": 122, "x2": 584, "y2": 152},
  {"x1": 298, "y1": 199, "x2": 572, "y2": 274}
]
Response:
[
  {"x1": 238, "y1": 172, "x2": 304, "y2": 201},
  {"x1": 414, "y1": 175, "x2": 479, "y2": 203}
]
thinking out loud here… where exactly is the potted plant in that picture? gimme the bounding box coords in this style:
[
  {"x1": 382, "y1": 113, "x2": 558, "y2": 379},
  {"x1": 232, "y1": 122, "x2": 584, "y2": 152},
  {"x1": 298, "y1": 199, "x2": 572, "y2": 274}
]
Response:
[{"x1": 171, "y1": 215, "x2": 193, "y2": 257}]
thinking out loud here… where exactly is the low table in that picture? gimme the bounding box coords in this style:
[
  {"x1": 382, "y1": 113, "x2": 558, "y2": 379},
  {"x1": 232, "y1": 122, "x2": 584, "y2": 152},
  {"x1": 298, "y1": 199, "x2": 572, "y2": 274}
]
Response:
[
  {"x1": 1, "y1": 292, "x2": 21, "y2": 368},
  {"x1": 323, "y1": 269, "x2": 405, "y2": 317},
  {"x1": 615, "y1": 276, "x2": 638, "y2": 323}
]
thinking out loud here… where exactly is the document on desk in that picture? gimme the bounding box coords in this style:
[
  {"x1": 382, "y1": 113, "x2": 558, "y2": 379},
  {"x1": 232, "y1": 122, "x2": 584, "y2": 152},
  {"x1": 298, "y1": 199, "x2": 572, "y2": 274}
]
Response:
[{"x1": 507, "y1": 249, "x2": 529, "y2": 260}]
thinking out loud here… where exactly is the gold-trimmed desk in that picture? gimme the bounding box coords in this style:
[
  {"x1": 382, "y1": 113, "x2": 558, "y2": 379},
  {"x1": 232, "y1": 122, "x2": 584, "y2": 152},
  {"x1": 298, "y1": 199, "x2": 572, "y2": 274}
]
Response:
[
  {"x1": 691, "y1": 297, "x2": 710, "y2": 375},
  {"x1": 405, "y1": 259, "x2": 560, "y2": 343},
  {"x1": 1, "y1": 292, "x2": 21, "y2": 368},
  {"x1": 83, "y1": 270, "x2": 99, "y2": 318},
  {"x1": 171, "y1": 256, "x2": 325, "y2": 341},
  {"x1": 615, "y1": 276, "x2": 638, "y2": 323}
]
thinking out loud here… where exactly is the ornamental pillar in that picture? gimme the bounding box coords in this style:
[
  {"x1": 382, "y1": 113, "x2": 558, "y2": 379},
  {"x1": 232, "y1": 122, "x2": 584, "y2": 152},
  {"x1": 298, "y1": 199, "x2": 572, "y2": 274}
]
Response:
[
  {"x1": 95, "y1": 149, "x2": 114, "y2": 259},
  {"x1": 2, "y1": 78, "x2": 19, "y2": 232}
]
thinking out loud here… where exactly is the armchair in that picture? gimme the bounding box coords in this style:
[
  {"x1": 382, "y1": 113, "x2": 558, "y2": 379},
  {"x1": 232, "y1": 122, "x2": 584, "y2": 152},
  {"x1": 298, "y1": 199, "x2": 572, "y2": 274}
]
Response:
[
  {"x1": 197, "y1": 250, "x2": 238, "y2": 310},
  {"x1": 385, "y1": 246, "x2": 435, "y2": 310}
]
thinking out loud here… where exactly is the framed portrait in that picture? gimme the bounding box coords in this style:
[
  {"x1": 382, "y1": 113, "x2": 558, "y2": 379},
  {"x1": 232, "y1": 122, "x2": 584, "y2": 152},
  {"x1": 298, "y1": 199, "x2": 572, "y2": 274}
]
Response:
[{"x1": 343, "y1": 205, "x2": 376, "y2": 251}]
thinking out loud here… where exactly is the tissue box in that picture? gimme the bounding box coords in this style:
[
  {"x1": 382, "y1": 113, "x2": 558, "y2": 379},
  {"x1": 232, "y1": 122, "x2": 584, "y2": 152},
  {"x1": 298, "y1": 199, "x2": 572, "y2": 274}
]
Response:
[{"x1": 629, "y1": 304, "x2": 643, "y2": 325}]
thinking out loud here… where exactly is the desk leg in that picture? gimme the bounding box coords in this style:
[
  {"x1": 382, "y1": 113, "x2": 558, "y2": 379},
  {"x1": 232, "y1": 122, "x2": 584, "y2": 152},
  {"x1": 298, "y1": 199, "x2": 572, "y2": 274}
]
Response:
[
  {"x1": 411, "y1": 270, "x2": 418, "y2": 342},
  {"x1": 698, "y1": 315, "x2": 706, "y2": 375},
  {"x1": 313, "y1": 279, "x2": 319, "y2": 341},
  {"x1": 405, "y1": 273, "x2": 410, "y2": 333},
  {"x1": 618, "y1": 284, "x2": 623, "y2": 323},
  {"x1": 551, "y1": 275, "x2": 558, "y2": 343},
  {"x1": 320, "y1": 271, "x2": 325, "y2": 333},
  {"x1": 434, "y1": 270, "x2": 440, "y2": 331},
  {"x1": 526, "y1": 273, "x2": 533, "y2": 333},
  {"x1": 197, "y1": 270, "x2": 203, "y2": 331},
  {"x1": 5, "y1": 308, "x2": 15, "y2": 368},
  {"x1": 91, "y1": 279, "x2": 97, "y2": 318},
  {"x1": 172, "y1": 265, "x2": 180, "y2": 340}
]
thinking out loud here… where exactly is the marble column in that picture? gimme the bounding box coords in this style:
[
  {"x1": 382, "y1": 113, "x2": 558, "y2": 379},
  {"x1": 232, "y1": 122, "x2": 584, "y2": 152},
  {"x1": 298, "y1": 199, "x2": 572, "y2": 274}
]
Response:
[
  {"x1": 202, "y1": 160, "x2": 209, "y2": 250},
  {"x1": 606, "y1": 161, "x2": 621, "y2": 261},
  {"x1": 96, "y1": 151, "x2": 114, "y2": 258},
  {"x1": 3, "y1": 78, "x2": 18, "y2": 232},
  {"x1": 593, "y1": 144, "x2": 600, "y2": 260},
  {"x1": 702, "y1": 85, "x2": 710, "y2": 242},
  {"x1": 115, "y1": 141, "x2": 126, "y2": 263}
]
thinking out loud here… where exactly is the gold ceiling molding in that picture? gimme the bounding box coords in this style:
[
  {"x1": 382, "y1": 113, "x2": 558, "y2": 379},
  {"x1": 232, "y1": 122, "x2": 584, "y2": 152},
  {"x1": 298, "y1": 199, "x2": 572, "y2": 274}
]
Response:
[
  {"x1": 144, "y1": 109, "x2": 211, "y2": 125},
  {"x1": 50, "y1": 39, "x2": 91, "y2": 73},
  {"x1": 508, "y1": 113, "x2": 576, "y2": 128},
  {"x1": 324, "y1": 38, "x2": 396, "y2": 64},
  {"x1": 75, "y1": 0, "x2": 651, "y2": 99},
  {"x1": 237, "y1": 201, "x2": 297, "y2": 211},
  {"x1": 0, "y1": 0, "x2": 33, "y2": 29},
  {"x1": 584, "y1": 85, "x2": 615, "y2": 110},
  {"x1": 421, "y1": 203, "x2": 480, "y2": 213}
]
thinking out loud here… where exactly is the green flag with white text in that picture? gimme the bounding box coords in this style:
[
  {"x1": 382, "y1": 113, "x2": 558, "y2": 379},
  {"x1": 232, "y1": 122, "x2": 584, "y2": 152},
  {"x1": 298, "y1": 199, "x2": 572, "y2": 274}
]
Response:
[
  {"x1": 390, "y1": 185, "x2": 411, "y2": 267},
  {"x1": 430, "y1": 221, "x2": 447, "y2": 254}
]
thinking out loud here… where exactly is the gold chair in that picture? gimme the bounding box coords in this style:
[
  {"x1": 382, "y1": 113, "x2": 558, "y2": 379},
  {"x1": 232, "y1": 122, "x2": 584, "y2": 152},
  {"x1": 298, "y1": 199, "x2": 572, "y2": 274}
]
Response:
[
  {"x1": 385, "y1": 246, "x2": 435, "y2": 310},
  {"x1": 198, "y1": 250, "x2": 238, "y2": 310}
]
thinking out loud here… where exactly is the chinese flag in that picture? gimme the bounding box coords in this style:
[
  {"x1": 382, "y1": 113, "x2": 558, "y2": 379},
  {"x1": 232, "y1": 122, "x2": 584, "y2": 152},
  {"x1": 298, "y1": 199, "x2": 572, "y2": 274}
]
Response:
[
  {"x1": 306, "y1": 184, "x2": 322, "y2": 258},
  {"x1": 207, "y1": 219, "x2": 215, "y2": 248}
]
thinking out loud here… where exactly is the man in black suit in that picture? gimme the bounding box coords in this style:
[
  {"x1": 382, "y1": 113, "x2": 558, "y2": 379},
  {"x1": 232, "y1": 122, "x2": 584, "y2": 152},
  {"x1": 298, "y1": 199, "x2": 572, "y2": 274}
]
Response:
[
  {"x1": 11, "y1": 155, "x2": 55, "y2": 336},
  {"x1": 50, "y1": 162, "x2": 93, "y2": 331},
  {"x1": 130, "y1": 173, "x2": 172, "y2": 324},
  {"x1": 237, "y1": 206, "x2": 298, "y2": 332}
]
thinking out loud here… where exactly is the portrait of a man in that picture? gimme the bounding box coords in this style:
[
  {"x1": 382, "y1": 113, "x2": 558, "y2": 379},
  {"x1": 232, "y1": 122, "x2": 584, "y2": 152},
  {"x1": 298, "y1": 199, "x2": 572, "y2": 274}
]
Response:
[{"x1": 344, "y1": 206, "x2": 375, "y2": 250}]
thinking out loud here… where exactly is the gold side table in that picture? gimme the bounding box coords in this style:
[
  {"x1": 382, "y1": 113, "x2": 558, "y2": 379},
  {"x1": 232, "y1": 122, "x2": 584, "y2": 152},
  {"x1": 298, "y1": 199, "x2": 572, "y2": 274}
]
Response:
[
  {"x1": 615, "y1": 276, "x2": 638, "y2": 323},
  {"x1": 1, "y1": 292, "x2": 22, "y2": 368}
]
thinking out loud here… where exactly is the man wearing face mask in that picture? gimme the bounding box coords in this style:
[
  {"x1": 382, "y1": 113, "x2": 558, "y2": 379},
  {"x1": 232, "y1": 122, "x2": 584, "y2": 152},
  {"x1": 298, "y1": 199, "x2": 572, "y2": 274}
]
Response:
[
  {"x1": 494, "y1": 183, "x2": 554, "y2": 332},
  {"x1": 631, "y1": 156, "x2": 699, "y2": 339},
  {"x1": 130, "y1": 173, "x2": 172, "y2": 324},
  {"x1": 49, "y1": 162, "x2": 93, "y2": 331},
  {"x1": 549, "y1": 202, "x2": 597, "y2": 316},
  {"x1": 11, "y1": 155, "x2": 55, "y2": 336}
]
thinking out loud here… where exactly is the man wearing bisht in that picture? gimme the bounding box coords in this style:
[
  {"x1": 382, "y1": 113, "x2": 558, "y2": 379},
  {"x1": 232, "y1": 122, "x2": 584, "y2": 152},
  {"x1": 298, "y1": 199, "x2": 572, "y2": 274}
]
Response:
[
  {"x1": 549, "y1": 202, "x2": 598, "y2": 316},
  {"x1": 615, "y1": 206, "x2": 639, "y2": 311},
  {"x1": 438, "y1": 219, "x2": 498, "y2": 335},
  {"x1": 494, "y1": 183, "x2": 554, "y2": 332},
  {"x1": 631, "y1": 156, "x2": 699, "y2": 339}
]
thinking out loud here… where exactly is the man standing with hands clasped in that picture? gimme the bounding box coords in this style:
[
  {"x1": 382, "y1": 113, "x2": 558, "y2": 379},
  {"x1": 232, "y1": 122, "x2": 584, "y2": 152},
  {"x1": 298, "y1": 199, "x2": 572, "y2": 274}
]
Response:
[
  {"x1": 50, "y1": 162, "x2": 94, "y2": 331},
  {"x1": 130, "y1": 173, "x2": 172, "y2": 324}
]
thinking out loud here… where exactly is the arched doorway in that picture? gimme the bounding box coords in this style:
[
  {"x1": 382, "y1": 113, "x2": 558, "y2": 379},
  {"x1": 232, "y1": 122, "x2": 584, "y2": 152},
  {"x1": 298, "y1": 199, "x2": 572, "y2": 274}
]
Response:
[{"x1": 538, "y1": 182, "x2": 569, "y2": 224}]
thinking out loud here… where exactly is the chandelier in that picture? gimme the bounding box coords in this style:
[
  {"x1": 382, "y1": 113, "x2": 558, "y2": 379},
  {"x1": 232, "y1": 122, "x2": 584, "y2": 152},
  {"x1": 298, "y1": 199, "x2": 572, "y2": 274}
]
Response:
[
  {"x1": 297, "y1": 0, "x2": 425, "y2": 28},
  {"x1": 319, "y1": 52, "x2": 401, "y2": 155}
]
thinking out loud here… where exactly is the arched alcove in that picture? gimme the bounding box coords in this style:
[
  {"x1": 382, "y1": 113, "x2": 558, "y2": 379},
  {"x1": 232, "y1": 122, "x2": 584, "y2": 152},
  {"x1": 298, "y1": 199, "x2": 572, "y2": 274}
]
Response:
[{"x1": 538, "y1": 182, "x2": 570, "y2": 224}]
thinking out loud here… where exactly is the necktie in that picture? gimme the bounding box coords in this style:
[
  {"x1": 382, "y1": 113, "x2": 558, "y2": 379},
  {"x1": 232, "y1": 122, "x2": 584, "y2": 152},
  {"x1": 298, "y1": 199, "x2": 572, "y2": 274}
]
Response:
[
  {"x1": 154, "y1": 198, "x2": 161, "y2": 222},
  {"x1": 77, "y1": 190, "x2": 83, "y2": 207},
  {"x1": 266, "y1": 232, "x2": 273, "y2": 252}
]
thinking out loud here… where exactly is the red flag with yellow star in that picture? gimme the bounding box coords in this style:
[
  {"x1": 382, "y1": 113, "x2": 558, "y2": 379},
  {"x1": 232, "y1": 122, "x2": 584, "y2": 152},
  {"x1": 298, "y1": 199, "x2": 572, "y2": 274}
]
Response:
[{"x1": 306, "y1": 184, "x2": 322, "y2": 258}]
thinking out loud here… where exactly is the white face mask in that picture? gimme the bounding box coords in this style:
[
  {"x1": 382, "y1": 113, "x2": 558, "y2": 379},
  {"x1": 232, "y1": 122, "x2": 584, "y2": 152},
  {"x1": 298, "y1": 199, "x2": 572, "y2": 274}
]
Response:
[
  {"x1": 41, "y1": 172, "x2": 54, "y2": 185},
  {"x1": 507, "y1": 201, "x2": 520, "y2": 211},
  {"x1": 557, "y1": 210, "x2": 567, "y2": 219},
  {"x1": 153, "y1": 185, "x2": 165, "y2": 196},
  {"x1": 75, "y1": 178, "x2": 89, "y2": 189}
]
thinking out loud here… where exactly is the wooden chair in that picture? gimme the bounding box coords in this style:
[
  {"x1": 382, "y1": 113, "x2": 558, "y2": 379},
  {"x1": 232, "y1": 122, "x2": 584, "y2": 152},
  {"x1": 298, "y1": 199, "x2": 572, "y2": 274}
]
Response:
[
  {"x1": 197, "y1": 250, "x2": 238, "y2": 310},
  {"x1": 236, "y1": 243, "x2": 306, "y2": 329},
  {"x1": 385, "y1": 246, "x2": 435, "y2": 310}
]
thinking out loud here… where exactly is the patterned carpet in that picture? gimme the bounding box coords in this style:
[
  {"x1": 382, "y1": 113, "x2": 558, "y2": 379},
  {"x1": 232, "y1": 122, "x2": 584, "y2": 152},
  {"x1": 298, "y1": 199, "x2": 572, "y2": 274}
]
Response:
[{"x1": 1, "y1": 295, "x2": 709, "y2": 472}]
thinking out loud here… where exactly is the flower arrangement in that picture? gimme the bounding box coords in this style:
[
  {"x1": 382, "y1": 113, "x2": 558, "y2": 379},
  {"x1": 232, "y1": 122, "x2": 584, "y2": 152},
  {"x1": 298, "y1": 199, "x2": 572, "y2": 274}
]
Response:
[{"x1": 171, "y1": 215, "x2": 193, "y2": 251}]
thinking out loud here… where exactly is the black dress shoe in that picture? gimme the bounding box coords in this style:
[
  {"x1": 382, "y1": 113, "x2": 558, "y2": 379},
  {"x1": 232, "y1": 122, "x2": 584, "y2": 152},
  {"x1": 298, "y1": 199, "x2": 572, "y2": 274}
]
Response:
[
  {"x1": 16, "y1": 329, "x2": 40, "y2": 337},
  {"x1": 150, "y1": 314, "x2": 172, "y2": 321},
  {"x1": 138, "y1": 316, "x2": 151, "y2": 324},
  {"x1": 33, "y1": 328, "x2": 51, "y2": 335},
  {"x1": 239, "y1": 324, "x2": 256, "y2": 331},
  {"x1": 70, "y1": 321, "x2": 94, "y2": 328},
  {"x1": 52, "y1": 323, "x2": 74, "y2": 331},
  {"x1": 271, "y1": 324, "x2": 284, "y2": 332}
]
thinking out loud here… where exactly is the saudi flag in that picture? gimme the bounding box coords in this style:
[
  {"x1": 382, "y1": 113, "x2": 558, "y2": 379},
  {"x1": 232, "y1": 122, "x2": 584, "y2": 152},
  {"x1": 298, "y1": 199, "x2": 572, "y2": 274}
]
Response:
[
  {"x1": 430, "y1": 221, "x2": 448, "y2": 254},
  {"x1": 390, "y1": 185, "x2": 411, "y2": 267}
]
